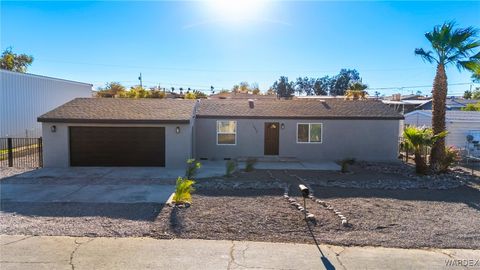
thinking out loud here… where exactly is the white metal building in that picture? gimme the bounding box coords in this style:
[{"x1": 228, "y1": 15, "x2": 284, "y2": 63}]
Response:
[
  {"x1": 0, "y1": 70, "x2": 92, "y2": 138},
  {"x1": 404, "y1": 110, "x2": 480, "y2": 150}
]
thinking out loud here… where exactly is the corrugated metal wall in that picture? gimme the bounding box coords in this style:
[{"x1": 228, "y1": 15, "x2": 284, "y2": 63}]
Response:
[{"x1": 0, "y1": 70, "x2": 92, "y2": 138}]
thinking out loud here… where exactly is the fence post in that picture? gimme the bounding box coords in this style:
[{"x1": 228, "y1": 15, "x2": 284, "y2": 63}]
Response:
[
  {"x1": 7, "y1": 138, "x2": 13, "y2": 167},
  {"x1": 38, "y1": 137, "x2": 43, "y2": 167},
  {"x1": 405, "y1": 143, "x2": 409, "y2": 162}
]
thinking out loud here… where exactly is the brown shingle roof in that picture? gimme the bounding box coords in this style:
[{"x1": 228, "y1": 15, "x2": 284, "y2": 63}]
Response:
[
  {"x1": 196, "y1": 99, "x2": 404, "y2": 119},
  {"x1": 38, "y1": 98, "x2": 196, "y2": 123}
]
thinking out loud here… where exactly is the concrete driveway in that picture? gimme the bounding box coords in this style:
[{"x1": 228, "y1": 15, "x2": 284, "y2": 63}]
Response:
[
  {"x1": 0, "y1": 168, "x2": 178, "y2": 204},
  {"x1": 0, "y1": 161, "x2": 339, "y2": 204}
]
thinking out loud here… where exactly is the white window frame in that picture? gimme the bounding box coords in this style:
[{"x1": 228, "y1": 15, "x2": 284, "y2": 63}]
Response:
[
  {"x1": 296, "y1": 123, "x2": 323, "y2": 144},
  {"x1": 216, "y1": 120, "x2": 237, "y2": 145}
]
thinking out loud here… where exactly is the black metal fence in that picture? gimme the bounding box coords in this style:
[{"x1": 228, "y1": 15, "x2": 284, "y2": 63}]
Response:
[{"x1": 0, "y1": 138, "x2": 43, "y2": 168}]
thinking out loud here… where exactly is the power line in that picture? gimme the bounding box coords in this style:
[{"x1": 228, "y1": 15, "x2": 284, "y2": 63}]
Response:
[
  {"x1": 38, "y1": 58, "x2": 432, "y2": 74},
  {"x1": 368, "y1": 82, "x2": 474, "y2": 91}
]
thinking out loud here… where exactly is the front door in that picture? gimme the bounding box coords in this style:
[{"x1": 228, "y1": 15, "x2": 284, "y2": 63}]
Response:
[{"x1": 264, "y1": 122, "x2": 280, "y2": 155}]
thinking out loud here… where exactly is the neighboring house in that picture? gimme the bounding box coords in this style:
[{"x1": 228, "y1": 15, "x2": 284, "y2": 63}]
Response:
[
  {"x1": 417, "y1": 98, "x2": 480, "y2": 111},
  {"x1": 404, "y1": 110, "x2": 480, "y2": 149},
  {"x1": 0, "y1": 70, "x2": 92, "y2": 138},
  {"x1": 209, "y1": 92, "x2": 276, "y2": 100},
  {"x1": 38, "y1": 98, "x2": 403, "y2": 168},
  {"x1": 382, "y1": 94, "x2": 431, "y2": 114}
]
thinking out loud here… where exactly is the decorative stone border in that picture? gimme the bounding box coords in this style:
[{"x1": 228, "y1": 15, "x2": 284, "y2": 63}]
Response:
[
  {"x1": 267, "y1": 170, "x2": 316, "y2": 222},
  {"x1": 283, "y1": 193, "x2": 316, "y2": 222},
  {"x1": 288, "y1": 172, "x2": 349, "y2": 227}
]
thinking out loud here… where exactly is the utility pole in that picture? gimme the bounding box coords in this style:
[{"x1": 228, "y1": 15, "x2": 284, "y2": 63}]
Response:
[{"x1": 138, "y1": 73, "x2": 143, "y2": 88}]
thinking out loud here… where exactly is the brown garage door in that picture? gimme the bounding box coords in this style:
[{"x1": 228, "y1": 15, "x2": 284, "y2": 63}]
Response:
[{"x1": 69, "y1": 127, "x2": 165, "y2": 167}]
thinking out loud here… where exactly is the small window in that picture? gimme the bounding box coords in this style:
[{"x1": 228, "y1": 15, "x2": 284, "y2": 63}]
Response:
[
  {"x1": 217, "y1": 120, "x2": 236, "y2": 145},
  {"x1": 297, "y1": 123, "x2": 322, "y2": 143}
]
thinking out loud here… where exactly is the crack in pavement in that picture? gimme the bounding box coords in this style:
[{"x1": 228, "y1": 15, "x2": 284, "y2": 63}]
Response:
[
  {"x1": 69, "y1": 238, "x2": 94, "y2": 270},
  {"x1": 433, "y1": 249, "x2": 469, "y2": 270},
  {"x1": 330, "y1": 246, "x2": 347, "y2": 270},
  {"x1": 1, "y1": 236, "x2": 33, "y2": 246},
  {"x1": 227, "y1": 241, "x2": 235, "y2": 270},
  {"x1": 227, "y1": 241, "x2": 296, "y2": 270},
  {"x1": 1, "y1": 261, "x2": 59, "y2": 264}
]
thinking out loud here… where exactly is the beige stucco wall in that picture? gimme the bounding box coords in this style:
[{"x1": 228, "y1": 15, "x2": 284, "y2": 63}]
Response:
[
  {"x1": 41, "y1": 122, "x2": 192, "y2": 168},
  {"x1": 195, "y1": 118, "x2": 401, "y2": 162}
]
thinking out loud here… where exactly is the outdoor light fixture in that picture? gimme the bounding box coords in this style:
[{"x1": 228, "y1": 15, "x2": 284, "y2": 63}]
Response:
[
  {"x1": 281, "y1": 123, "x2": 285, "y2": 129},
  {"x1": 50, "y1": 125, "x2": 56, "y2": 133},
  {"x1": 176, "y1": 126, "x2": 181, "y2": 134}
]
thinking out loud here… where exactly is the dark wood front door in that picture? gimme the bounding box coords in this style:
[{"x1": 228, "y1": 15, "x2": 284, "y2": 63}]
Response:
[
  {"x1": 69, "y1": 127, "x2": 165, "y2": 167},
  {"x1": 264, "y1": 122, "x2": 280, "y2": 155}
]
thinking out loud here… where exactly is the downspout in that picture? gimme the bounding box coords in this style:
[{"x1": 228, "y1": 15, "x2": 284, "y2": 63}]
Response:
[{"x1": 191, "y1": 100, "x2": 200, "y2": 159}]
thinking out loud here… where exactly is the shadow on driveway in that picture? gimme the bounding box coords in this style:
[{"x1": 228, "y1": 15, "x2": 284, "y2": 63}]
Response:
[{"x1": 1, "y1": 201, "x2": 164, "y2": 221}]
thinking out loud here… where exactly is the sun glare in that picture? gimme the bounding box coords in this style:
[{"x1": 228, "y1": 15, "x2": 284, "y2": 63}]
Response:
[{"x1": 207, "y1": 0, "x2": 266, "y2": 22}]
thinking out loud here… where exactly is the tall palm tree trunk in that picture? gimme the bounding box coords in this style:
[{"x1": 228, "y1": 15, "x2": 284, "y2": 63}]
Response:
[{"x1": 430, "y1": 63, "x2": 447, "y2": 171}]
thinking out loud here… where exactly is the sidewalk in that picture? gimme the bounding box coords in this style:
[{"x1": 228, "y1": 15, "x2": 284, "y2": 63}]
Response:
[{"x1": 1, "y1": 235, "x2": 478, "y2": 270}]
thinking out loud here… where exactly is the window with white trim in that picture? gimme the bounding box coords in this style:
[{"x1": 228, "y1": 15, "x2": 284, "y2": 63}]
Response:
[
  {"x1": 297, "y1": 123, "x2": 322, "y2": 143},
  {"x1": 217, "y1": 120, "x2": 236, "y2": 145}
]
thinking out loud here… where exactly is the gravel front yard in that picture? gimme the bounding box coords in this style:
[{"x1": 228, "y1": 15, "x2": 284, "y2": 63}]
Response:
[{"x1": 1, "y1": 163, "x2": 479, "y2": 249}]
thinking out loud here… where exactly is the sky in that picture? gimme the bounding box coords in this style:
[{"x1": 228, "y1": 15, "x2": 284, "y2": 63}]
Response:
[{"x1": 1, "y1": 0, "x2": 479, "y2": 96}]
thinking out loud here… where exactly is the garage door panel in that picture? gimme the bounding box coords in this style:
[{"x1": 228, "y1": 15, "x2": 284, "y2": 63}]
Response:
[{"x1": 69, "y1": 127, "x2": 165, "y2": 167}]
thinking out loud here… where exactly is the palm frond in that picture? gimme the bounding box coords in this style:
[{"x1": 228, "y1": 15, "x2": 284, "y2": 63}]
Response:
[
  {"x1": 458, "y1": 60, "x2": 480, "y2": 73},
  {"x1": 414, "y1": 48, "x2": 437, "y2": 64},
  {"x1": 420, "y1": 21, "x2": 479, "y2": 66}
]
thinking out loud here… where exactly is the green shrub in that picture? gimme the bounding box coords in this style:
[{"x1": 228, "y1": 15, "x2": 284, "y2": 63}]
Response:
[
  {"x1": 185, "y1": 159, "x2": 201, "y2": 179},
  {"x1": 245, "y1": 158, "x2": 257, "y2": 172},
  {"x1": 403, "y1": 126, "x2": 447, "y2": 174},
  {"x1": 340, "y1": 158, "x2": 355, "y2": 173},
  {"x1": 226, "y1": 160, "x2": 236, "y2": 177},
  {"x1": 173, "y1": 177, "x2": 195, "y2": 204}
]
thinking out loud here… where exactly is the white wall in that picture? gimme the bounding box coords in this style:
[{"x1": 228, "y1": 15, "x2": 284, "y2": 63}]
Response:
[
  {"x1": 404, "y1": 111, "x2": 480, "y2": 148},
  {"x1": 446, "y1": 122, "x2": 480, "y2": 148},
  {"x1": 42, "y1": 122, "x2": 192, "y2": 168},
  {"x1": 1, "y1": 70, "x2": 92, "y2": 138},
  {"x1": 404, "y1": 111, "x2": 431, "y2": 127}
]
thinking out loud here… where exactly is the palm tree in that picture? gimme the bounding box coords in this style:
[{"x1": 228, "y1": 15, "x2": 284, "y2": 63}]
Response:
[
  {"x1": 415, "y1": 22, "x2": 479, "y2": 172},
  {"x1": 403, "y1": 126, "x2": 447, "y2": 174}
]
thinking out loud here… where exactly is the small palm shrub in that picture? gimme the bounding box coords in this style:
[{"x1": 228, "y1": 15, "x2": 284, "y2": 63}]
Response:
[
  {"x1": 440, "y1": 146, "x2": 460, "y2": 172},
  {"x1": 245, "y1": 158, "x2": 257, "y2": 172},
  {"x1": 225, "y1": 160, "x2": 236, "y2": 177},
  {"x1": 185, "y1": 159, "x2": 201, "y2": 179},
  {"x1": 403, "y1": 126, "x2": 447, "y2": 174},
  {"x1": 173, "y1": 177, "x2": 195, "y2": 204}
]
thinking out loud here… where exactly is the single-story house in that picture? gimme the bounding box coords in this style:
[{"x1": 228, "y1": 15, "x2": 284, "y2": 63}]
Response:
[
  {"x1": 417, "y1": 98, "x2": 480, "y2": 111},
  {"x1": 38, "y1": 98, "x2": 403, "y2": 168},
  {"x1": 404, "y1": 110, "x2": 480, "y2": 149}
]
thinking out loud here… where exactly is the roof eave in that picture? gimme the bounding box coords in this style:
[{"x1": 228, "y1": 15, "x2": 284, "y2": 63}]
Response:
[
  {"x1": 37, "y1": 118, "x2": 191, "y2": 124},
  {"x1": 196, "y1": 115, "x2": 404, "y2": 120}
]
